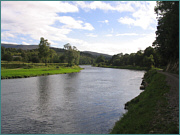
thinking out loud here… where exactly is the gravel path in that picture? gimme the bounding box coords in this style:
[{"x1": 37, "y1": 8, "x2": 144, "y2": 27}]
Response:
[{"x1": 159, "y1": 71, "x2": 179, "y2": 127}]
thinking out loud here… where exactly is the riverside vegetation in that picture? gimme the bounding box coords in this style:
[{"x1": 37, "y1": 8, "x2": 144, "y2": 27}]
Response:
[
  {"x1": 110, "y1": 1, "x2": 179, "y2": 134},
  {"x1": 110, "y1": 70, "x2": 178, "y2": 134},
  {"x1": 1, "y1": 38, "x2": 83, "y2": 79},
  {"x1": 1, "y1": 62, "x2": 82, "y2": 79}
]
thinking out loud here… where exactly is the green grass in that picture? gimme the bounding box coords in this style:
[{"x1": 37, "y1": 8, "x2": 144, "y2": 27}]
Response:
[
  {"x1": 1, "y1": 62, "x2": 83, "y2": 79},
  {"x1": 110, "y1": 70, "x2": 178, "y2": 134},
  {"x1": 98, "y1": 65, "x2": 149, "y2": 71}
]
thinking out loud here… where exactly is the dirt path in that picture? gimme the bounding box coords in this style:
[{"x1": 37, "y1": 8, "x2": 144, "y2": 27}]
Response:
[{"x1": 158, "y1": 71, "x2": 179, "y2": 127}]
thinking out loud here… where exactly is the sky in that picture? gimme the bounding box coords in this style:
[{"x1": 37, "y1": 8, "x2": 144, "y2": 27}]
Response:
[{"x1": 1, "y1": 1, "x2": 158, "y2": 55}]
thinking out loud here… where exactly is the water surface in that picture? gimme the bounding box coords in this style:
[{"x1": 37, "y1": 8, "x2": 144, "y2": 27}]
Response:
[{"x1": 1, "y1": 65, "x2": 144, "y2": 134}]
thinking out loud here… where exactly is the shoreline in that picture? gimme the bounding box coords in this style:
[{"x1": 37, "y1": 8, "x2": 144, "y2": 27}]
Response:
[
  {"x1": 110, "y1": 70, "x2": 179, "y2": 134},
  {"x1": 1, "y1": 66, "x2": 83, "y2": 79},
  {"x1": 93, "y1": 65, "x2": 149, "y2": 71}
]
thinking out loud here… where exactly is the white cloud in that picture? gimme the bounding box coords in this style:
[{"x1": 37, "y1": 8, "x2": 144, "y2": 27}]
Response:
[
  {"x1": 77, "y1": 33, "x2": 156, "y2": 55},
  {"x1": 132, "y1": 33, "x2": 155, "y2": 50},
  {"x1": 118, "y1": 1, "x2": 157, "y2": 30},
  {"x1": 1, "y1": 1, "x2": 93, "y2": 46},
  {"x1": 22, "y1": 41, "x2": 30, "y2": 45},
  {"x1": 76, "y1": 1, "x2": 134, "y2": 12},
  {"x1": 98, "y1": 20, "x2": 109, "y2": 24},
  {"x1": 105, "y1": 34, "x2": 113, "y2": 37},
  {"x1": 58, "y1": 16, "x2": 94, "y2": 30},
  {"x1": 115, "y1": 2, "x2": 135, "y2": 12},
  {"x1": 86, "y1": 33, "x2": 98, "y2": 37},
  {"x1": 1, "y1": 41, "x2": 19, "y2": 45},
  {"x1": 116, "y1": 33, "x2": 139, "y2": 36},
  {"x1": 76, "y1": 1, "x2": 114, "y2": 11},
  {"x1": 1, "y1": 31, "x2": 15, "y2": 39}
]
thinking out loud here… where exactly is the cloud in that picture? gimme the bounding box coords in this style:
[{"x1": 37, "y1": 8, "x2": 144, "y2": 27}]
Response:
[
  {"x1": 58, "y1": 16, "x2": 94, "y2": 30},
  {"x1": 98, "y1": 20, "x2": 109, "y2": 24},
  {"x1": 77, "y1": 33, "x2": 156, "y2": 55},
  {"x1": 76, "y1": 1, "x2": 114, "y2": 11},
  {"x1": 116, "y1": 33, "x2": 139, "y2": 36},
  {"x1": 1, "y1": 31, "x2": 16, "y2": 39},
  {"x1": 105, "y1": 34, "x2": 113, "y2": 37},
  {"x1": 86, "y1": 33, "x2": 98, "y2": 37},
  {"x1": 118, "y1": 1, "x2": 157, "y2": 30},
  {"x1": 22, "y1": 41, "x2": 30, "y2": 45},
  {"x1": 1, "y1": 1, "x2": 93, "y2": 46},
  {"x1": 1, "y1": 41, "x2": 19, "y2": 45},
  {"x1": 76, "y1": 1, "x2": 134, "y2": 12}
]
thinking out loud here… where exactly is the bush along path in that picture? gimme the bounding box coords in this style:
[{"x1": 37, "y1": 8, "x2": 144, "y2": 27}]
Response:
[{"x1": 110, "y1": 70, "x2": 179, "y2": 134}]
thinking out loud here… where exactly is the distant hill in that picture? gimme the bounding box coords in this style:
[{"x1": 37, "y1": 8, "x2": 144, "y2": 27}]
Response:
[
  {"x1": 1, "y1": 43, "x2": 39, "y2": 50},
  {"x1": 83, "y1": 51, "x2": 112, "y2": 59},
  {"x1": 1, "y1": 43, "x2": 112, "y2": 59}
]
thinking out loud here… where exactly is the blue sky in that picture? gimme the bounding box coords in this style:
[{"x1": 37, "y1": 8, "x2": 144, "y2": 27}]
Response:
[{"x1": 1, "y1": 1, "x2": 157, "y2": 55}]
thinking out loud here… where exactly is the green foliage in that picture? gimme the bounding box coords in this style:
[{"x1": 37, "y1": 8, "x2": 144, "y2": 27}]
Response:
[
  {"x1": 64, "y1": 43, "x2": 80, "y2": 66},
  {"x1": 1, "y1": 63, "x2": 82, "y2": 79},
  {"x1": 108, "y1": 46, "x2": 159, "y2": 69},
  {"x1": 38, "y1": 37, "x2": 50, "y2": 63},
  {"x1": 153, "y1": 1, "x2": 179, "y2": 65},
  {"x1": 111, "y1": 71, "x2": 178, "y2": 134},
  {"x1": 13, "y1": 56, "x2": 22, "y2": 61},
  {"x1": 96, "y1": 55, "x2": 105, "y2": 63},
  {"x1": 2, "y1": 53, "x2": 13, "y2": 62}
]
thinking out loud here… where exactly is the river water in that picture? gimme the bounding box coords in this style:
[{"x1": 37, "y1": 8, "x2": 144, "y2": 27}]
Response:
[{"x1": 1, "y1": 65, "x2": 144, "y2": 134}]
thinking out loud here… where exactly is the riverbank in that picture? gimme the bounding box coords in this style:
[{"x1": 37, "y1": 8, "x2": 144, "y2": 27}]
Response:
[
  {"x1": 1, "y1": 63, "x2": 83, "y2": 79},
  {"x1": 110, "y1": 70, "x2": 179, "y2": 134},
  {"x1": 93, "y1": 65, "x2": 150, "y2": 71}
]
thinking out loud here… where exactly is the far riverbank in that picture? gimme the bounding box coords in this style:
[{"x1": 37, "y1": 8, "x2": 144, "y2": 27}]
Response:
[
  {"x1": 93, "y1": 64, "x2": 150, "y2": 71},
  {"x1": 1, "y1": 62, "x2": 83, "y2": 79}
]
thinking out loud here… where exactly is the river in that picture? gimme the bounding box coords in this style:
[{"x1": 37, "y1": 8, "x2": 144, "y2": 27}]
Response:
[{"x1": 1, "y1": 65, "x2": 145, "y2": 134}]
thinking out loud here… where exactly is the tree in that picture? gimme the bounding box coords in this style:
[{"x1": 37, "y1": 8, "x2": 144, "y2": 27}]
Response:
[
  {"x1": 1, "y1": 46, "x2": 5, "y2": 56},
  {"x1": 64, "y1": 43, "x2": 80, "y2": 66},
  {"x1": 143, "y1": 54, "x2": 154, "y2": 68},
  {"x1": 2, "y1": 53, "x2": 13, "y2": 62},
  {"x1": 96, "y1": 55, "x2": 105, "y2": 63},
  {"x1": 38, "y1": 37, "x2": 50, "y2": 64},
  {"x1": 153, "y1": 1, "x2": 179, "y2": 67}
]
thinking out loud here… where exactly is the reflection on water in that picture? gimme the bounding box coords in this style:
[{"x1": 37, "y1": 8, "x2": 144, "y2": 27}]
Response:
[
  {"x1": 37, "y1": 76, "x2": 51, "y2": 118},
  {"x1": 1, "y1": 65, "x2": 145, "y2": 134}
]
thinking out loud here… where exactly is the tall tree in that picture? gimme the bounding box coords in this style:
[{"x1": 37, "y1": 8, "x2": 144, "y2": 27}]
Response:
[
  {"x1": 38, "y1": 37, "x2": 50, "y2": 64},
  {"x1": 153, "y1": 1, "x2": 179, "y2": 68},
  {"x1": 64, "y1": 43, "x2": 80, "y2": 66}
]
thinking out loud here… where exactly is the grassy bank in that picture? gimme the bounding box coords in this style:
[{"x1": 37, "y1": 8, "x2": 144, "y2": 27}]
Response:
[
  {"x1": 110, "y1": 70, "x2": 178, "y2": 134},
  {"x1": 1, "y1": 62, "x2": 83, "y2": 79},
  {"x1": 94, "y1": 64, "x2": 149, "y2": 71}
]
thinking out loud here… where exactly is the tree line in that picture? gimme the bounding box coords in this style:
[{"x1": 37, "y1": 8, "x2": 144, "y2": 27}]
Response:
[
  {"x1": 1, "y1": 37, "x2": 84, "y2": 66},
  {"x1": 94, "y1": 46, "x2": 161, "y2": 69},
  {"x1": 94, "y1": 1, "x2": 179, "y2": 72},
  {"x1": 153, "y1": 1, "x2": 179, "y2": 72}
]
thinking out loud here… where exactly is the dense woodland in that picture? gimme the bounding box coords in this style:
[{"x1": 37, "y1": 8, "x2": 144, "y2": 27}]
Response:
[{"x1": 1, "y1": 1, "x2": 179, "y2": 72}]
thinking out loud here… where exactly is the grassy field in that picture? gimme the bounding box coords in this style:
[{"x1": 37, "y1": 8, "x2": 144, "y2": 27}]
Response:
[
  {"x1": 110, "y1": 70, "x2": 178, "y2": 134},
  {"x1": 1, "y1": 61, "x2": 83, "y2": 79}
]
